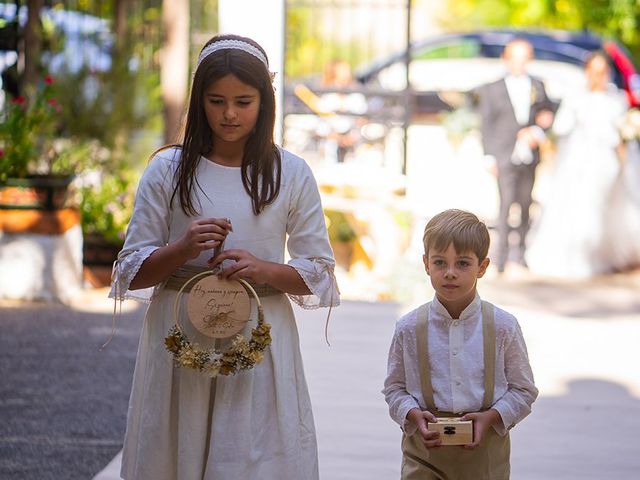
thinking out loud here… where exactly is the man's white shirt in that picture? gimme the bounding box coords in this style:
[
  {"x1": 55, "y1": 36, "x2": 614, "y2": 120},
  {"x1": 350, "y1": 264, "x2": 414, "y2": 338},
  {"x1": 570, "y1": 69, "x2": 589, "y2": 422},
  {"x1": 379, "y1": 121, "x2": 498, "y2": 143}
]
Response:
[{"x1": 505, "y1": 74, "x2": 532, "y2": 126}]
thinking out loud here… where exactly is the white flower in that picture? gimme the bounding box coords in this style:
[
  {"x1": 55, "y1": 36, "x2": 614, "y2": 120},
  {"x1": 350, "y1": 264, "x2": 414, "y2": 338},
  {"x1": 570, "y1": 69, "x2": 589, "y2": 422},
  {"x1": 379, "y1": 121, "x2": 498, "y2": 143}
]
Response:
[{"x1": 620, "y1": 109, "x2": 640, "y2": 141}]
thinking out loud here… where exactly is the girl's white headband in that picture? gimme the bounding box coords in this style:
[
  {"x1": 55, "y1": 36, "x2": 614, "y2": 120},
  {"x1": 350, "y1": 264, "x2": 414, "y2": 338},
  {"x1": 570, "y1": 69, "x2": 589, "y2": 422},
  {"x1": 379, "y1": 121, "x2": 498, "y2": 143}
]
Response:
[{"x1": 197, "y1": 39, "x2": 269, "y2": 69}]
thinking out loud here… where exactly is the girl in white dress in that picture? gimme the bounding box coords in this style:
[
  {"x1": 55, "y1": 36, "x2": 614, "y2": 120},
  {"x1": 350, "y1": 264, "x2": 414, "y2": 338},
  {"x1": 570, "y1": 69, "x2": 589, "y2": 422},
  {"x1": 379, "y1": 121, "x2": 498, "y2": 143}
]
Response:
[
  {"x1": 526, "y1": 52, "x2": 640, "y2": 278},
  {"x1": 110, "y1": 34, "x2": 339, "y2": 479}
]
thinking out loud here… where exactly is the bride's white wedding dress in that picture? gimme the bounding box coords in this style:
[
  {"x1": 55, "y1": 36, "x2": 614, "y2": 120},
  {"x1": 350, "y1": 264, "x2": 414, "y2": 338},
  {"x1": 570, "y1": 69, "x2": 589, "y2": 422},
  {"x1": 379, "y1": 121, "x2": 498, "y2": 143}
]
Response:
[{"x1": 526, "y1": 86, "x2": 640, "y2": 279}]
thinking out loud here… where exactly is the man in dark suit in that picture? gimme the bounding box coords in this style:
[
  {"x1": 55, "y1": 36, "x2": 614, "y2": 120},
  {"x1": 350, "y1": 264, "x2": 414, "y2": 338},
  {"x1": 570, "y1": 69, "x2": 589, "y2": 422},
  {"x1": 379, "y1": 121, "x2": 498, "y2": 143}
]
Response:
[{"x1": 476, "y1": 39, "x2": 555, "y2": 273}]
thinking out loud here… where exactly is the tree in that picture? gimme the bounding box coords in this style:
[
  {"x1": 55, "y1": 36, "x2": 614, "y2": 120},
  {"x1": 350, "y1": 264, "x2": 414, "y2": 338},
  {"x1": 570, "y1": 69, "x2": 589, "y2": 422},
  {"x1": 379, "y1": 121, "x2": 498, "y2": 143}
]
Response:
[
  {"x1": 161, "y1": 0, "x2": 190, "y2": 144},
  {"x1": 22, "y1": 0, "x2": 44, "y2": 94},
  {"x1": 440, "y1": 0, "x2": 640, "y2": 64}
]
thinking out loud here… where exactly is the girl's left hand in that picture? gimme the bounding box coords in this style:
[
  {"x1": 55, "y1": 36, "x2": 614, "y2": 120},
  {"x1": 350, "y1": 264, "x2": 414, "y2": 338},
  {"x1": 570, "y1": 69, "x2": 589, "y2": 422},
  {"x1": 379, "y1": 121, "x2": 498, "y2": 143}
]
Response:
[
  {"x1": 460, "y1": 409, "x2": 502, "y2": 449},
  {"x1": 208, "y1": 249, "x2": 272, "y2": 284}
]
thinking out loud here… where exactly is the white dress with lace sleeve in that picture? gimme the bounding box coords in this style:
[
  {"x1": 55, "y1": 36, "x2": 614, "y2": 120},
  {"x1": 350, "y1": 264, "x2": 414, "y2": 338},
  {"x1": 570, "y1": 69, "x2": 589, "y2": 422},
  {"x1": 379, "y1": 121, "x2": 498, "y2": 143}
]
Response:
[{"x1": 112, "y1": 147, "x2": 339, "y2": 480}]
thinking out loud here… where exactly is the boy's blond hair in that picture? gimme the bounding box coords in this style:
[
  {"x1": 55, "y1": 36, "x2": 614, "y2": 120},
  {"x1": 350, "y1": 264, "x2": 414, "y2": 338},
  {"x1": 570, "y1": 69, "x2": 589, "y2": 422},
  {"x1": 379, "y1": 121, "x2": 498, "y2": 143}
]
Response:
[{"x1": 423, "y1": 209, "x2": 490, "y2": 262}]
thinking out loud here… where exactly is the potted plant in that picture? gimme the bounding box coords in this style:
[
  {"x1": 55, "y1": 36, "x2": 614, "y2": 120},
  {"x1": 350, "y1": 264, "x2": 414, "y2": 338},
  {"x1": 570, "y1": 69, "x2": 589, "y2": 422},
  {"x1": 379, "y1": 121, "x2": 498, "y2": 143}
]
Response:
[
  {"x1": 0, "y1": 75, "x2": 81, "y2": 210},
  {"x1": 325, "y1": 209, "x2": 358, "y2": 270},
  {"x1": 79, "y1": 167, "x2": 137, "y2": 266}
]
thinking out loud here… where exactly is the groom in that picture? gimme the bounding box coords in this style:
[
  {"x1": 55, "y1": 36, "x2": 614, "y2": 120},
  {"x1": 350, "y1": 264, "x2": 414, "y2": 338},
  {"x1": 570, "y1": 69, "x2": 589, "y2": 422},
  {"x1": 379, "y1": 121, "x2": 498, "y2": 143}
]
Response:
[{"x1": 476, "y1": 38, "x2": 555, "y2": 273}]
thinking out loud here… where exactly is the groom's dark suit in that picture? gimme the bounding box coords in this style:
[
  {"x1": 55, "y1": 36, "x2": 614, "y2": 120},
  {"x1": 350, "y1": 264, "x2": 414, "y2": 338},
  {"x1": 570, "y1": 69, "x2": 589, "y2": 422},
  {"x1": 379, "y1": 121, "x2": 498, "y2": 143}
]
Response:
[{"x1": 477, "y1": 76, "x2": 552, "y2": 272}]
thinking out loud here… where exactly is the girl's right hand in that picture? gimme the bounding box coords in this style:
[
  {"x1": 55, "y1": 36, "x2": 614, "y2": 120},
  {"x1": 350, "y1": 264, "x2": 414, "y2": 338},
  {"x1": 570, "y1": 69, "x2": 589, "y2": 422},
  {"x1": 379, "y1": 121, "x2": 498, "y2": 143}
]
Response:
[
  {"x1": 175, "y1": 217, "x2": 232, "y2": 261},
  {"x1": 407, "y1": 408, "x2": 441, "y2": 448}
]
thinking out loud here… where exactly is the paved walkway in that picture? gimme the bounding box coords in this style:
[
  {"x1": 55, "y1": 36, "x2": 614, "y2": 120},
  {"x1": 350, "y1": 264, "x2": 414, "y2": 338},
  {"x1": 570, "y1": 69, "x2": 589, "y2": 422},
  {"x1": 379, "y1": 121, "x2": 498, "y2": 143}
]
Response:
[{"x1": 94, "y1": 268, "x2": 640, "y2": 479}]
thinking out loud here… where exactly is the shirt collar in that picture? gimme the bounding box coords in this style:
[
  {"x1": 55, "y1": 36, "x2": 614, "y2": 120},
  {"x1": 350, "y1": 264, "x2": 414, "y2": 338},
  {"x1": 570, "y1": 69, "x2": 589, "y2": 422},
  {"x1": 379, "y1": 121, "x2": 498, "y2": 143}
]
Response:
[
  {"x1": 505, "y1": 74, "x2": 531, "y2": 84},
  {"x1": 431, "y1": 292, "x2": 482, "y2": 322}
]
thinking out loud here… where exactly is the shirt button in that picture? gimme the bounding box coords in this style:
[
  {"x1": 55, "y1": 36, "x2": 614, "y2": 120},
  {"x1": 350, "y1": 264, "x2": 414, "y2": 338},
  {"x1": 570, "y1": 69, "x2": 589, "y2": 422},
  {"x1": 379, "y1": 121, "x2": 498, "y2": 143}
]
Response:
[
  {"x1": 456, "y1": 381, "x2": 461, "y2": 386},
  {"x1": 452, "y1": 321, "x2": 459, "y2": 327},
  {"x1": 452, "y1": 350, "x2": 458, "y2": 356}
]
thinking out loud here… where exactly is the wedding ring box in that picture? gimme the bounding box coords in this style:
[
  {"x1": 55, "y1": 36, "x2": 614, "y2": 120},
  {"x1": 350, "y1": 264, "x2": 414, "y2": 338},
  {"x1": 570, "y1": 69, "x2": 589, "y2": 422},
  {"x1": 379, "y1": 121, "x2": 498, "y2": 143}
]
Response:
[{"x1": 427, "y1": 417, "x2": 473, "y2": 445}]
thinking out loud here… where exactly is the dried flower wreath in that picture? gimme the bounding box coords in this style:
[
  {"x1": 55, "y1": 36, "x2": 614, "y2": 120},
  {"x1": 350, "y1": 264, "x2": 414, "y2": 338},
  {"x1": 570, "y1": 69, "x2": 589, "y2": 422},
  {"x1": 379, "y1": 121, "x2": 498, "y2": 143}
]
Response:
[{"x1": 165, "y1": 271, "x2": 272, "y2": 377}]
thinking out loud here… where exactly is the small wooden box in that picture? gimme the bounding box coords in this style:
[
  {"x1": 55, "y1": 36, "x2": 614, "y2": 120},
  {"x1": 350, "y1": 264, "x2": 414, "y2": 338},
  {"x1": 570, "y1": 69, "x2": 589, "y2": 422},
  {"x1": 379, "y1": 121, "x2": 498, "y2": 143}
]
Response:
[{"x1": 427, "y1": 417, "x2": 473, "y2": 445}]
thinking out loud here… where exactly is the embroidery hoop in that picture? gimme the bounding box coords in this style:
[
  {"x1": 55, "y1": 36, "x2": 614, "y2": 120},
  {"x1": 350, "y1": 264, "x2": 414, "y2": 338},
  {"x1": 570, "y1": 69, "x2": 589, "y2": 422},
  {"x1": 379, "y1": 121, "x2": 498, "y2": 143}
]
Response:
[{"x1": 165, "y1": 270, "x2": 272, "y2": 376}]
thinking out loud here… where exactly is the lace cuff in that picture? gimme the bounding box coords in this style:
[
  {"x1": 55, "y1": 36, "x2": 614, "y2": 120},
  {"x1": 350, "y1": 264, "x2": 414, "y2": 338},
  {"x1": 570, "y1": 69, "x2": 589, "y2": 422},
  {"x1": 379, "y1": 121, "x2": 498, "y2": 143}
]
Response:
[
  {"x1": 108, "y1": 246, "x2": 159, "y2": 303},
  {"x1": 287, "y1": 258, "x2": 340, "y2": 309}
]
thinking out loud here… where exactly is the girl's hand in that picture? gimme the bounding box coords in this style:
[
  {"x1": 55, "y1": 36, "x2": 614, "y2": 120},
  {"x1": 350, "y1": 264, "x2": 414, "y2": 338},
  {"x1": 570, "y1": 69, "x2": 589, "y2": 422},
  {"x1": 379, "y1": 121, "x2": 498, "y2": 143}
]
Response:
[
  {"x1": 175, "y1": 218, "x2": 232, "y2": 261},
  {"x1": 461, "y1": 409, "x2": 502, "y2": 449},
  {"x1": 208, "y1": 249, "x2": 272, "y2": 284},
  {"x1": 407, "y1": 408, "x2": 441, "y2": 449}
]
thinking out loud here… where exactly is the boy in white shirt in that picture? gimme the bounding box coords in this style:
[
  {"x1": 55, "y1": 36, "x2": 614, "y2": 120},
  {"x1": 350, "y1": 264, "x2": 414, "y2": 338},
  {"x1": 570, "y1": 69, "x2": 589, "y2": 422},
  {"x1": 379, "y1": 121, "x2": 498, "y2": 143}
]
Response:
[{"x1": 383, "y1": 209, "x2": 538, "y2": 479}]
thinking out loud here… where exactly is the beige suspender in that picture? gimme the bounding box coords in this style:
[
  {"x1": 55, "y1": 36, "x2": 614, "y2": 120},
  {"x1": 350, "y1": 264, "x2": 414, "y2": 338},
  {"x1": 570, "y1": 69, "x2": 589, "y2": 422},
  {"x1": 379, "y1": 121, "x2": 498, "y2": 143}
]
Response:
[
  {"x1": 416, "y1": 301, "x2": 496, "y2": 413},
  {"x1": 416, "y1": 304, "x2": 435, "y2": 411},
  {"x1": 480, "y1": 301, "x2": 496, "y2": 410}
]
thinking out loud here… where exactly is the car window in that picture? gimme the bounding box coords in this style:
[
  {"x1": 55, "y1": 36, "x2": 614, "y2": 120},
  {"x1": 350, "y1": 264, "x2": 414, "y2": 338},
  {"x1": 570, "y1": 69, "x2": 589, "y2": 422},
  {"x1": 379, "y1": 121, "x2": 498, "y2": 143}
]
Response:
[{"x1": 413, "y1": 39, "x2": 480, "y2": 61}]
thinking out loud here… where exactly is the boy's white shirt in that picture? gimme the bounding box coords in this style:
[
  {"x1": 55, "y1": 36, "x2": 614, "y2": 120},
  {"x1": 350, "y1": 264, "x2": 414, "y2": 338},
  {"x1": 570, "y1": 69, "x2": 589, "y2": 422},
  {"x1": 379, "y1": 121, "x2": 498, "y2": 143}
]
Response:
[{"x1": 383, "y1": 292, "x2": 538, "y2": 437}]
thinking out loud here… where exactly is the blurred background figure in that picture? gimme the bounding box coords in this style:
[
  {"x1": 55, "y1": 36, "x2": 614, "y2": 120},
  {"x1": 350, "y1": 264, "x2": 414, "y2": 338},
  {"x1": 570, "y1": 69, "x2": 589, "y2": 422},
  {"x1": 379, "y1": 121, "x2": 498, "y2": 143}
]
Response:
[
  {"x1": 526, "y1": 52, "x2": 640, "y2": 279},
  {"x1": 315, "y1": 58, "x2": 368, "y2": 163},
  {"x1": 476, "y1": 39, "x2": 555, "y2": 274}
]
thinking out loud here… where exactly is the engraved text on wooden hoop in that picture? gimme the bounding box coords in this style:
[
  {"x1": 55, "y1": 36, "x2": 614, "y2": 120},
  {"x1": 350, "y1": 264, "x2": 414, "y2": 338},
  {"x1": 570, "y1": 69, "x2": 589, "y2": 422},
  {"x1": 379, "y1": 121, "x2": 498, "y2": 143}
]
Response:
[{"x1": 186, "y1": 276, "x2": 251, "y2": 338}]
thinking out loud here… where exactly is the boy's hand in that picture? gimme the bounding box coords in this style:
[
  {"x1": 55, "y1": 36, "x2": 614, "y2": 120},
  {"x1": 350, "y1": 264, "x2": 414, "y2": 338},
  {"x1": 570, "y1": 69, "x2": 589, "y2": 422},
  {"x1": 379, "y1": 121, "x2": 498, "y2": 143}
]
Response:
[
  {"x1": 406, "y1": 408, "x2": 441, "y2": 449},
  {"x1": 461, "y1": 408, "x2": 502, "y2": 449}
]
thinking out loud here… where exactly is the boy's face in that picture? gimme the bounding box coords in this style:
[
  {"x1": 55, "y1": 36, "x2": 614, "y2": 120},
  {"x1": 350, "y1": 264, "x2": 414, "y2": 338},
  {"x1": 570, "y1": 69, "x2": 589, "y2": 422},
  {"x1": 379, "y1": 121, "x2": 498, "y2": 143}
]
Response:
[{"x1": 423, "y1": 243, "x2": 490, "y2": 316}]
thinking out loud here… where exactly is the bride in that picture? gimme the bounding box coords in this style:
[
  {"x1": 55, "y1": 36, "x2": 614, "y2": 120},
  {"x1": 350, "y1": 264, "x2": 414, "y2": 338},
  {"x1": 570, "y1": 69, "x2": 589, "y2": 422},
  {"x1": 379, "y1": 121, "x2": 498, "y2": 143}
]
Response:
[{"x1": 525, "y1": 52, "x2": 640, "y2": 279}]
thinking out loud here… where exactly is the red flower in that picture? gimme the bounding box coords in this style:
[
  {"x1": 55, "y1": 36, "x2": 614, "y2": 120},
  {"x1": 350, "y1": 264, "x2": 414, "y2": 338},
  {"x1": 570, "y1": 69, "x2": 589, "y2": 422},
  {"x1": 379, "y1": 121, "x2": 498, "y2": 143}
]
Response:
[
  {"x1": 45, "y1": 76, "x2": 54, "y2": 85},
  {"x1": 0, "y1": 149, "x2": 4, "y2": 157},
  {"x1": 47, "y1": 98, "x2": 62, "y2": 113},
  {"x1": 11, "y1": 96, "x2": 26, "y2": 105}
]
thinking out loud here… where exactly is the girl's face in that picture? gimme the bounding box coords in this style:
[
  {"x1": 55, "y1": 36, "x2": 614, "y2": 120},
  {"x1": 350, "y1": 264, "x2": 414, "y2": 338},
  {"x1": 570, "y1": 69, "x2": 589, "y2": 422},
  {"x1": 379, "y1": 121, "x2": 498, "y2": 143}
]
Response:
[{"x1": 203, "y1": 74, "x2": 261, "y2": 149}]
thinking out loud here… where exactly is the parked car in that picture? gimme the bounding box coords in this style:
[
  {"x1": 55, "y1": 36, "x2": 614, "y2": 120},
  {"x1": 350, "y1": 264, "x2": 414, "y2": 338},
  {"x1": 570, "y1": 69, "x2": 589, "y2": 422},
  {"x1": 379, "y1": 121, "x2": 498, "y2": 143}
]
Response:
[
  {"x1": 354, "y1": 29, "x2": 640, "y2": 113},
  {"x1": 284, "y1": 29, "x2": 640, "y2": 164}
]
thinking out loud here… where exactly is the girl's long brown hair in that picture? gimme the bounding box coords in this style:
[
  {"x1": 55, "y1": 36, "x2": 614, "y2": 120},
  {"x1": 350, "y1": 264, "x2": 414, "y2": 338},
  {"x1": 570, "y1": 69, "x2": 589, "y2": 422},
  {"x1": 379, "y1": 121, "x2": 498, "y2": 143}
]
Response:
[{"x1": 168, "y1": 34, "x2": 281, "y2": 216}]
